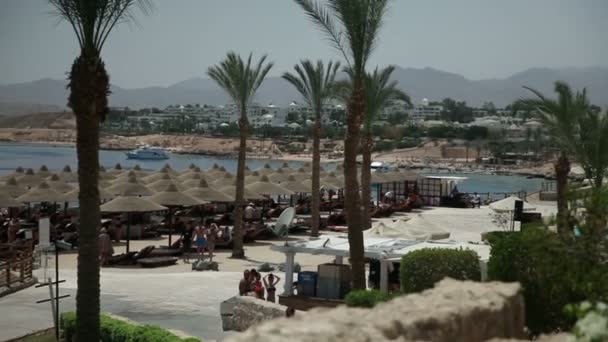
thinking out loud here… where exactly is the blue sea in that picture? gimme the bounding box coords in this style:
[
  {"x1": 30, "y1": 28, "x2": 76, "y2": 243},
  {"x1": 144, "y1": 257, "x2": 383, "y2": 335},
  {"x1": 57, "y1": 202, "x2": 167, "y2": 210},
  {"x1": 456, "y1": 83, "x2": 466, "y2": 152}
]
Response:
[{"x1": 0, "y1": 143, "x2": 543, "y2": 194}]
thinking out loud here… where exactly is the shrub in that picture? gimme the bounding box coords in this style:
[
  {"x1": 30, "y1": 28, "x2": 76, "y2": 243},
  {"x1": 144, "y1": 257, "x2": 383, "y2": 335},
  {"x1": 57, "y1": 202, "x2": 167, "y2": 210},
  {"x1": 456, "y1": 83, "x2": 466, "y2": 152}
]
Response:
[
  {"x1": 566, "y1": 301, "x2": 608, "y2": 341},
  {"x1": 60, "y1": 312, "x2": 200, "y2": 342},
  {"x1": 487, "y1": 228, "x2": 608, "y2": 335},
  {"x1": 400, "y1": 248, "x2": 481, "y2": 293},
  {"x1": 345, "y1": 290, "x2": 395, "y2": 308}
]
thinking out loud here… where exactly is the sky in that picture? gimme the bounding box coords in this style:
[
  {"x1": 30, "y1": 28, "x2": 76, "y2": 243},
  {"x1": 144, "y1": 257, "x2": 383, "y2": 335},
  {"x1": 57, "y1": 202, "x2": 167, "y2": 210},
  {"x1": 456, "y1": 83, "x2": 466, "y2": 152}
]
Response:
[{"x1": 1, "y1": 0, "x2": 607, "y2": 88}]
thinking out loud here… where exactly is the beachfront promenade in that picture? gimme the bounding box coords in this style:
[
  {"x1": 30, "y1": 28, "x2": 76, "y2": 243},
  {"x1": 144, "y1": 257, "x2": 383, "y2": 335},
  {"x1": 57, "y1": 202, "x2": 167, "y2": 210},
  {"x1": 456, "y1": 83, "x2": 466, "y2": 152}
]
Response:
[{"x1": 0, "y1": 205, "x2": 557, "y2": 341}]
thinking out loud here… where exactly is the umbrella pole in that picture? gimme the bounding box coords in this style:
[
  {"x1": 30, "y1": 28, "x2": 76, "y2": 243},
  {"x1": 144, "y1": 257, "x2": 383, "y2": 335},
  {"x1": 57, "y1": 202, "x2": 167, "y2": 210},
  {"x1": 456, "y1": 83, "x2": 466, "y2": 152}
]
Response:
[
  {"x1": 168, "y1": 210, "x2": 172, "y2": 248},
  {"x1": 126, "y1": 213, "x2": 131, "y2": 253}
]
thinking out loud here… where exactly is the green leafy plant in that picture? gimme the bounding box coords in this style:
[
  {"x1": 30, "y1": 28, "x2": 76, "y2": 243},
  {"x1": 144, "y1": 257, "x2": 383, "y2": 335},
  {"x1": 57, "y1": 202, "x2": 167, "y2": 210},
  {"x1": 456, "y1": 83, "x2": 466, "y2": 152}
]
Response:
[
  {"x1": 566, "y1": 301, "x2": 608, "y2": 341},
  {"x1": 345, "y1": 289, "x2": 395, "y2": 308},
  {"x1": 400, "y1": 248, "x2": 481, "y2": 294},
  {"x1": 60, "y1": 312, "x2": 200, "y2": 342},
  {"x1": 487, "y1": 228, "x2": 608, "y2": 335}
]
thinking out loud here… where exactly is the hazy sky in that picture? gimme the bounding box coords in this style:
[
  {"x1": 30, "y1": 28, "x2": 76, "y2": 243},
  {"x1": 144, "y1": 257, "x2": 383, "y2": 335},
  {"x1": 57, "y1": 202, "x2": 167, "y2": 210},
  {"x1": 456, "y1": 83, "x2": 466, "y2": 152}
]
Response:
[{"x1": 1, "y1": 0, "x2": 607, "y2": 88}]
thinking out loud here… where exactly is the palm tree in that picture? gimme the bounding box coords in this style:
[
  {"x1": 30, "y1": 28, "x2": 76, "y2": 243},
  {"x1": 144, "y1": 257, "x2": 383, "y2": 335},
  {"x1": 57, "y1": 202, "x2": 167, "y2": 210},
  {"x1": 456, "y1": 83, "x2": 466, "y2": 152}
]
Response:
[
  {"x1": 48, "y1": 1, "x2": 149, "y2": 340},
  {"x1": 294, "y1": 0, "x2": 389, "y2": 290},
  {"x1": 207, "y1": 52, "x2": 273, "y2": 258},
  {"x1": 282, "y1": 60, "x2": 340, "y2": 237},
  {"x1": 336, "y1": 66, "x2": 410, "y2": 228},
  {"x1": 520, "y1": 81, "x2": 590, "y2": 235}
]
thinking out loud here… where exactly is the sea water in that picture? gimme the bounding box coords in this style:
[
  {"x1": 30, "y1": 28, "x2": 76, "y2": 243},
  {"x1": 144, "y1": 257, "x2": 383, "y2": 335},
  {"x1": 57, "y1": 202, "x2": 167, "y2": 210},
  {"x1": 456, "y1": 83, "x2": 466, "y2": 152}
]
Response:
[{"x1": 0, "y1": 143, "x2": 543, "y2": 194}]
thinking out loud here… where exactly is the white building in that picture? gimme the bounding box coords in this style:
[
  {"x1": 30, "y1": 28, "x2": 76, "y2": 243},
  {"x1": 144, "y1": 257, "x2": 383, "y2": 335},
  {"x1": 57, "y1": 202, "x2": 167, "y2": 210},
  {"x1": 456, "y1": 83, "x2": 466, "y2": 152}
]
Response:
[{"x1": 409, "y1": 99, "x2": 443, "y2": 121}]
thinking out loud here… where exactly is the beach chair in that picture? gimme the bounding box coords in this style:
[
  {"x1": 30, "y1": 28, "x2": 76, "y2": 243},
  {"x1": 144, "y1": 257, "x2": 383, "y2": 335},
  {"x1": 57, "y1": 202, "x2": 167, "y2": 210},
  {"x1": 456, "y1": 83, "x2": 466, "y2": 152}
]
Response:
[{"x1": 269, "y1": 207, "x2": 295, "y2": 237}]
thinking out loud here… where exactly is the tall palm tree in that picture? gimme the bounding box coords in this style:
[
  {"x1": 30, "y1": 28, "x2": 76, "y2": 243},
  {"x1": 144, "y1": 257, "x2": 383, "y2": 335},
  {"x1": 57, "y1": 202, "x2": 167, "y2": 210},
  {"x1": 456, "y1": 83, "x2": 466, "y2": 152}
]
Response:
[
  {"x1": 336, "y1": 66, "x2": 410, "y2": 228},
  {"x1": 294, "y1": 0, "x2": 389, "y2": 290},
  {"x1": 207, "y1": 52, "x2": 273, "y2": 258},
  {"x1": 520, "y1": 81, "x2": 590, "y2": 235},
  {"x1": 49, "y1": 1, "x2": 149, "y2": 340},
  {"x1": 283, "y1": 60, "x2": 340, "y2": 237}
]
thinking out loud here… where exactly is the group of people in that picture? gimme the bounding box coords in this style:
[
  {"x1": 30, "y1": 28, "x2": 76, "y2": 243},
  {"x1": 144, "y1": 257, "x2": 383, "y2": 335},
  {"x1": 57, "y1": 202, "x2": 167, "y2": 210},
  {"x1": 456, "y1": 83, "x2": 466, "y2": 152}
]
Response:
[
  {"x1": 239, "y1": 269, "x2": 281, "y2": 302},
  {"x1": 180, "y1": 219, "x2": 221, "y2": 262}
]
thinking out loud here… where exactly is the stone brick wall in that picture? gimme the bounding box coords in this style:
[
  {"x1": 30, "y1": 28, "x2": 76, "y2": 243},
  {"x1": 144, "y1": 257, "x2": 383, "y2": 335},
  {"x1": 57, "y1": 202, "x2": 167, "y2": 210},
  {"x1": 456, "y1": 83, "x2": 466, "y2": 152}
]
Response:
[
  {"x1": 226, "y1": 278, "x2": 525, "y2": 342},
  {"x1": 230, "y1": 296, "x2": 290, "y2": 332}
]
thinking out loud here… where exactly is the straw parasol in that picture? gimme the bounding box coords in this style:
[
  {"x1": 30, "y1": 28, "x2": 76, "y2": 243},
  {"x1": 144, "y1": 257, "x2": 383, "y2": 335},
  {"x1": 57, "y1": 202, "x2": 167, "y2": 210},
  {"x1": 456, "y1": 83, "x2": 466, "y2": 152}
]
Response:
[
  {"x1": 181, "y1": 173, "x2": 205, "y2": 188},
  {"x1": 160, "y1": 164, "x2": 179, "y2": 176},
  {"x1": 247, "y1": 175, "x2": 294, "y2": 195},
  {"x1": 268, "y1": 168, "x2": 289, "y2": 183},
  {"x1": 177, "y1": 167, "x2": 202, "y2": 181},
  {"x1": 0, "y1": 192, "x2": 22, "y2": 208},
  {"x1": 180, "y1": 163, "x2": 197, "y2": 174},
  {"x1": 280, "y1": 175, "x2": 311, "y2": 193},
  {"x1": 1, "y1": 167, "x2": 25, "y2": 181},
  {"x1": 256, "y1": 163, "x2": 274, "y2": 175},
  {"x1": 290, "y1": 167, "x2": 310, "y2": 181},
  {"x1": 16, "y1": 182, "x2": 65, "y2": 203},
  {"x1": 105, "y1": 176, "x2": 155, "y2": 196},
  {"x1": 59, "y1": 165, "x2": 78, "y2": 182},
  {"x1": 46, "y1": 174, "x2": 75, "y2": 193},
  {"x1": 219, "y1": 182, "x2": 265, "y2": 200},
  {"x1": 303, "y1": 178, "x2": 339, "y2": 191},
  {"x1": 129, "y1": 164, "x2": 149, "y2": 178},
  {"x1": 185, "y1": 179, "x2": 234, "y2": 202},
  {"x1": 0, "y1": 177, "x2": 27, "y2": 197},
  {"x1": 323, "y1": 172, "x2": 344, "y2": 188},
  {"x1": 109, "y1": 163, "x2": 124, "y2": 175},
  {"x1": 100, "y1": 196, "x2": 167, "y2": 253},
  {"x1": 212, "y1": 172, "x2": 235, "y2": 187},
  {"x1": 371, "y1": 172, "x2": 392, "y2": 184},
  {"x1": 142, "y1": 169, "x2": 174, "y2": 183},
  {"x1": 245, "y1": 171, "x2": 261, "y2": 183},
  {"x1": 37, "y1": 165, "x2": 52, "y2": 178},
  {"x1": 148, "y1": 175, "x2": 186, "y2": 192},
  {"x1": 17, "y1": 169, "x2": 43, "y2": 187},
  {"x1": 63, "y1": 186, "x2": 115, "y2": 202},
  {"x1": 111, "y1": 170, "x2": 140, "y2": 184},
  {"x1": 99, "y1": 167, "x2": 116, "y2": 180}
]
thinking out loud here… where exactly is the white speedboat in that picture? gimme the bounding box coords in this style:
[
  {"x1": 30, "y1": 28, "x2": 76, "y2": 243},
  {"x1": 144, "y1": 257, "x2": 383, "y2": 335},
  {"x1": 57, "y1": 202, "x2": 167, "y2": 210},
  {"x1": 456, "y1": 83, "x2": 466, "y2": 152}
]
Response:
[{"x1": 126, "y1": 146, "x2": 169, "y2": 160}]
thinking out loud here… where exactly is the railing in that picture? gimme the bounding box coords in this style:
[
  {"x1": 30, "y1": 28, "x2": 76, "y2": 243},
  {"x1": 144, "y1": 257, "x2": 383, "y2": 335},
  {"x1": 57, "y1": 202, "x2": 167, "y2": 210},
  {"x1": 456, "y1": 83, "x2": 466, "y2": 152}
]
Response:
[{"x1": 0, "y1": 242, "x2": 34, "y2": 289}]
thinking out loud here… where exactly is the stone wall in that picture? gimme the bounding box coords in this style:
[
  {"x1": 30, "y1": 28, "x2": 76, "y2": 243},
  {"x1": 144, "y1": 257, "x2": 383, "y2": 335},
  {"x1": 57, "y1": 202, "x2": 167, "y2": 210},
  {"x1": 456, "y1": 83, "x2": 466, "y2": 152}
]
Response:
[
  {"x1": 230, "y1": 296, "x2": 290, "y2": 332},
  {"x1": 225, "y1": 278, "x2": 525, "y2": 342}
]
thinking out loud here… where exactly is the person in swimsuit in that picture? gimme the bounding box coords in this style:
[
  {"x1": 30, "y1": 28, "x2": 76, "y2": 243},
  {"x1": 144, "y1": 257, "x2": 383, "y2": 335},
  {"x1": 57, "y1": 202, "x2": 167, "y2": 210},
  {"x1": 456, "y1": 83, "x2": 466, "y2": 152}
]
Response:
[
  {"x1": 204, "y1": 220, "x2": 220, "y2": 262},
  {"x1": 239, "y1": 270, "x2": 251, "y2": 296},
  {"x1": 263, "y1": 273, "x2": 281, "y2": 302},
  {"x1": 194, "y1": 225, "x2": 206, "y2": 257},
  {"x1": 252, "y1": 271, "x2": 264, "y2": 299}
]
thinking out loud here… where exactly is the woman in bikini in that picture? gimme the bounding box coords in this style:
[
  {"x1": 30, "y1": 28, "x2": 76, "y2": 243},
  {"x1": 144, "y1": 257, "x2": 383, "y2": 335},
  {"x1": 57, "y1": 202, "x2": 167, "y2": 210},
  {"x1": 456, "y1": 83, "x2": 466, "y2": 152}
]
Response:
[{"x1": 263, "y1": 273, "x2": 281, "y2": 302}]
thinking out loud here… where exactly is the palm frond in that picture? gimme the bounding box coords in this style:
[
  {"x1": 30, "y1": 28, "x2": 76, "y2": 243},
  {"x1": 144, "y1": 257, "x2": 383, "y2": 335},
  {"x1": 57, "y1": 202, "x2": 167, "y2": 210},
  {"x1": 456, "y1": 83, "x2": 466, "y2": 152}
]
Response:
[
  {"x1": 362, "y1": 64, "x2": 410, "y2": 130},
  {"x1": 49, "y1": 0, "x2": 151, "y2": 52},
  {"x1": 283, "y1": 59, "x2": 340, "y2": 113}
]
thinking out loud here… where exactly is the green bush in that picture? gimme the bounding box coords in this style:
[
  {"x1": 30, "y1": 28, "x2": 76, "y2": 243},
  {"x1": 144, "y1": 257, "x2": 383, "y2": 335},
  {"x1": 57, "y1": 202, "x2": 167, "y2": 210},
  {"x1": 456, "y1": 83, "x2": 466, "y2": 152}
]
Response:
[
  {"x1": 345, "y1": 290, "x2": 395, "y2": 308},
  {"x1": 487, "y1": 228, "x2": 608, "y2": 335},
  {"x1": 400, "y1": 248, "x2": 481, "y2": 293},
  {"x1": 60, "y1": 312, "x2": 200, "y2": 342}
]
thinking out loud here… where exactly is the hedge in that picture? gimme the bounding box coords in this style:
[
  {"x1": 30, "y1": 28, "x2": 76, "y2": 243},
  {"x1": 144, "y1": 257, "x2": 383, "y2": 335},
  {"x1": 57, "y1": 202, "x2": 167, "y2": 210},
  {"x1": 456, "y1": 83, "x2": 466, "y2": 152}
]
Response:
[
  {"x1": 400, "y1": 248, "x2": 481, "y2": 293},
  {"x1": 60, "y1": 312, "x2": 200, "y2": 342},
  {"x1": 345, "y1": 290, "x2": 395, "y2": 308},
  {"x1": 487, "y1": 228, "x2": 608, "y2": 335}
]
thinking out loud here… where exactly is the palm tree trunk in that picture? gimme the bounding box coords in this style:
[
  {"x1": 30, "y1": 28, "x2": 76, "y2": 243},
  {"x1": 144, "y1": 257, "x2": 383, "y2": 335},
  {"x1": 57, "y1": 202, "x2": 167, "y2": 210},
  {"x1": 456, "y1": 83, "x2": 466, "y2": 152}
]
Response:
[
  {"x1": 361, "y1": 132, "x2": 373, "y2": 229},
  {"x1": 555, "y1": 151, "x2": 570, "y2": 235},
  {"x1": 70, "y1": 54, "x2": 106, "y2": 342},
  {"x1": 232, "y1": 109, "x2": 247, "y2": 258},
  {"x1": 344, "y1": 85, "x2": 366, "y2": 290},
  {"x1": 311, "y1": 110, "x2": 322, "y2": 237}
]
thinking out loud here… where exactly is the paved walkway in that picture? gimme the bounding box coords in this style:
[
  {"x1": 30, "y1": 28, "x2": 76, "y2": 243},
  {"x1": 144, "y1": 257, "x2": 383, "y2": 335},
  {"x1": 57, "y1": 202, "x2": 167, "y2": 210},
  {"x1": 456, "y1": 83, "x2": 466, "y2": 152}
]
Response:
[{"x1": 0, "y1": 268, "x2": 252, "y2": 341}]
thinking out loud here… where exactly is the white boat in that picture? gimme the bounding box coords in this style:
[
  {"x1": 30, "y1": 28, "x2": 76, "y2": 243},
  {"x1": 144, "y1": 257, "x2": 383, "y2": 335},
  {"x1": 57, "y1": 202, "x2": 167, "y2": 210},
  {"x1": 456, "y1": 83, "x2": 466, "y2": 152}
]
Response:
[
  {"x1": 370, "y1": 161, "x2": 391, "y2": 172},
  {"x1": 126, "y1": 146, "x2": 169, "y2": 160}
]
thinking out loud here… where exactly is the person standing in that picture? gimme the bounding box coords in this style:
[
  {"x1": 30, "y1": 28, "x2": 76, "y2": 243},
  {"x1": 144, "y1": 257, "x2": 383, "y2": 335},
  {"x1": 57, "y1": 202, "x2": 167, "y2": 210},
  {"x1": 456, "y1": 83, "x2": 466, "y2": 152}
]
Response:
[
  {"x1": 239, "y1": 270, "x2": 251, "y2": 296},
  {"x1": 204, "y1": 220, "x2": 220, "y2": 262},
  {"x1": 8, "y1": 217, "x2": 19, "y2": 243},
  {"x1": 181, "y1": 221, "x2": 194, "y2": 263},
  {"x1": 263, "y1": 273, "x2": 281, "y2": 302},
  {"x1": 99, "y1": 228, "x2": 113, "y2": 267},
  {"x1": 194, "y1": 224, "x2": 206, "y2": 258}
]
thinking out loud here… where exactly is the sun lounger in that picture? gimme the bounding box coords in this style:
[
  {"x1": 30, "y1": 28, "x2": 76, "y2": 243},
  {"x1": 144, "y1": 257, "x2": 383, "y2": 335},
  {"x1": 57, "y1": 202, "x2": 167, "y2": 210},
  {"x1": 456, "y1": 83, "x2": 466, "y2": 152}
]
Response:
[{"x1": 137, "y1": 256, "x2": 178, "y2": 268}]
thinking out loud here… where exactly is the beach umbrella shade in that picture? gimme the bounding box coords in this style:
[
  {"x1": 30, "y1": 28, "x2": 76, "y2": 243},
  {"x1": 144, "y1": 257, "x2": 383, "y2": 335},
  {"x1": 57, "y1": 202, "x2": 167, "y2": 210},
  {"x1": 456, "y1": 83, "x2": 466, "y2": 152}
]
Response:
[
  {"x1": 323, "y1": 172, "x2": 344, "y2": 188},
  {"x1": 160, "y1": 164, "x2": 179, "y2": 176},
  {"x1": 63, "y1": 187, "x2": 115, "y2": 202},
  {"x1": 60, "y1": 165, "x2": 78, "y2": 182},
  {"x1": 101, "y1": 196, "x2": 168, "y2": 253},
  {"x1": 256, "y1": 163, "x2": 274, "y2": 175},
  {"x1": 16, "y1": 169, "x2": 43, "y2": 187},
  {"x1": 290, "y1": 167, "x2": 311, "y2": 181},
  {"x1": 185, "y1": 179, "x2": 235, "y2": 202},
  {"x1": 142, "y1": 169, "x2": 175, "y2": 183},
  {"x1": 268, "y1": 168, "x2": 289, "y2": 183},
  {"x1": 46, "y1": 174, "x2": 75, "y2": 193},
  {"x1": 281, "y1": 175, "x2": 311, "y2": 193},
  {"x1": 106, "y1": 176, "x2": 155, "y2": 197},
  {"x1": 245, "y1": 171, "x2": 261, "y2": 184},
  {"x1": 111, "y1": 171, "x2": 141, "y2": 184},
  {"x1": 180, "y1": 163, "x2": 198, "y2": 174},
  {"x1": 281, "y1": 162, "x2": 291, "y2": 169},
  {"x1": 181, "y1": 173, "x2": 205, "y2": 188},
  {"x1": 208, "y1": 163, "x2": 220, "y2": 171},
  {"x1": 109, "y1": 163, "x2": 124, "y2": 175},
  {"x1": 148, "y1": 175, "x2": 187, "y2": 192},
  {"x1": 178, "y1": 167, "x2": 202, "y2": 181},
  {"x1": 17, "y1": 182, "x2": 65, "y2": 203},
  {"x1": 37, "y1": 165, "x2": 52, "y2": 179},
  {"x1": 212, "y1": 172, "x2": 235, "y2": 187},
  {"x1": 0, "y1": 177, "x2": 28, "y2": 197},
  {"x1": 219, "y1": 183, "x2": 265, "y2": 200},
  {"x1": 303, "y1": 178, "x2": 339, "y2": 191},
  {"x1": 99, "y1": 167, "x2": 116, "y2": 180},
  {"x1": 371, "y1": 172, "x2": 392, "y2": 184},
  {"x1": 128, "y1": 164, "x2": 149, "y2": 178},
  {"x1": 247, "y1": 175, "x2": 294, "y2": 195},
  {"x1": 0, "y1": 192, "x2": 22, "y2": 208},
  {"x1": 1, "y1": 167, "x2": 25, "y2": 181}
]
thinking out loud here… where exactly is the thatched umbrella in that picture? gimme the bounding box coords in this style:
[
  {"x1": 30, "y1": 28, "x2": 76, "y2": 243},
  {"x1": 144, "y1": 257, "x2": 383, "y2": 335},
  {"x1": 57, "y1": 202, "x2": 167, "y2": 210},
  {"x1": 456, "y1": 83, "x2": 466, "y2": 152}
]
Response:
[
  {"x1": 268, "y1": 168, "x2": 289, "y2": 183},
  {"x1": 256, "y1": 163, "x2": 274, "y2": 176},
  {"x1": 281, "y1": 175, "x2": 311, "y2": 193},
  {"x1": 129, "y1": 164, "x2": 149, "y2": 178},
  {"x1": 46, "y1": 174, "x2": 75, "y2": 193},
  {"x1": 0, "y1": 177, "x2": 27, "y2": 197},
  {"x1": 99, "y1": 166, "x2": 116, "y2": 180},
  {"x1": 185, "y1": 179, "x2": 235, "y2": 202},
  {"x1": 291, "y1": 167, "x2": 310, "y2": 181},
  {"x1": 244, "y1": 171, "x2": 261, "y2": 183},
  {"x1": 109, "y1": 163, "x2": 124, "y2": 175},
  {"x1": 110, "y1": 170, "x2": 140, "y2": 184},
  {"x1": 63, "y1": 187, "x2": 115, "y2": 202},
  {"x1": 247, "y1": 175, "x2": 294, "y2": 196},
  {"x1": 160, "y1": 163, "x2": 179, "y2": 176},
  {"x1": 323, "y1": 172, "x2": 344, "y2": 189},
  {"x1": 0, "y1": 192, "x2": 22, "y2": 208},
  {"x1": 149, "y1": 183, "x2": 206, "y2": 246},
  {"x1": 180, "y1": 163, "x2": 198, "y2": 174},
  {"x1": 100, "y1": 196, "x2": 167, "y2": 253},
  {"x1": 16, "y1": 182, "x2": 65, "y2": 203},
  {"x1": 60, "y1": 165, "x2": 78, "y2": 182},
  {"x1": 148, "y1": 175, "x2": 186, "y2": 192},
  {"x1": 181, "y1": 173, "x2": 205, "y2": 188},
  {"x1": 142, "y1": 169, "x2": 176, "y2": 183},
  {"x1": 207, "y1": 166, "x2": 228, "y2": 179},
  {"x1": 219, "y1": 182, "x2": 265, "y2": 200},
  {"x1": 303, "y1": 178, "x2": 340, "y2": 191},
  {"x1": 178, "y1": 167, "x2": 202, "y2": 181},
  {"x1": 17, "y1": 169, "x2": 43, "y2": 187},
  {"x1": 37, "y1": 165, "x2": 53, "y2": 179},
  {"x1": 106, "y1": 176, "x2": 155, "y2": 197},
  {"x1": 208, "y1": 163, "x2": 220, "y2": 171},
  {"x1": 212, "y1": 172, "x2": 235, "y2": 188}
]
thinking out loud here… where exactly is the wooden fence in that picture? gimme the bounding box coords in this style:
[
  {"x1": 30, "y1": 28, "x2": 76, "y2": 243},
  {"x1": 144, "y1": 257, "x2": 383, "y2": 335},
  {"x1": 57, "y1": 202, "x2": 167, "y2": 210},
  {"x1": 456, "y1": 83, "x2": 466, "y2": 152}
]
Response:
[{"x1": 0, "y1": 242, "x2": 34, "y2": 289}]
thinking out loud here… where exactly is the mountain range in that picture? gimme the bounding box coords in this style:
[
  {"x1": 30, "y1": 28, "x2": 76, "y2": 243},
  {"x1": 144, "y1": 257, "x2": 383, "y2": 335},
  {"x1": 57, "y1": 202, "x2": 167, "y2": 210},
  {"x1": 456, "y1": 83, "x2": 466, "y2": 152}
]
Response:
[{"x1": 1, "y1": 66, "x2": 606, "y2": 114}]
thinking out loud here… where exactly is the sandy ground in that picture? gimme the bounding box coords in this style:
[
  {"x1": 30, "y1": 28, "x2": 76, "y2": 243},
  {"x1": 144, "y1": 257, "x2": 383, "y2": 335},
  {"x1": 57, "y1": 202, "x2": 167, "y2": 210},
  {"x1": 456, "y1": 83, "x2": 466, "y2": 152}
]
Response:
[{"x1": 0, "y1": 205, "x2": 559, "y2": 341}]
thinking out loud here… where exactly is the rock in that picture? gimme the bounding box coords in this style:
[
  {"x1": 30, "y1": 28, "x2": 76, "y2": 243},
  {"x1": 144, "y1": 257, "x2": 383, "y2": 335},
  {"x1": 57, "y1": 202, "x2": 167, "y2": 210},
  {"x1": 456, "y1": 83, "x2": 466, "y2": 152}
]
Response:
[
  {"x1": 229, "y1": 296, "x2": 290, "y2": 332},
  {"x1": 191, "y1": 260, "x2": 219, "y2": 271},
  {"x1": 225, "y1": 278, "x2": 525, "y2": 342},
  {"x1": 278, "y1": 262, "x2": 301, "y2": 273},
  {"x1": 258, "y1": 263, "x2": 275, "y2": 272}
]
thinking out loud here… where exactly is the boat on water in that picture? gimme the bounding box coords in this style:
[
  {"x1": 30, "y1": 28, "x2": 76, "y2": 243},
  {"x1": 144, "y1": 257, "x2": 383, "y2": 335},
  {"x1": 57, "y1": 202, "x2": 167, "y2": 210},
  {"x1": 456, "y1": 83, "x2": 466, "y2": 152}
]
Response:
[{"x1": 126, "y1": 146, "x2": 170, "y2": 160}]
